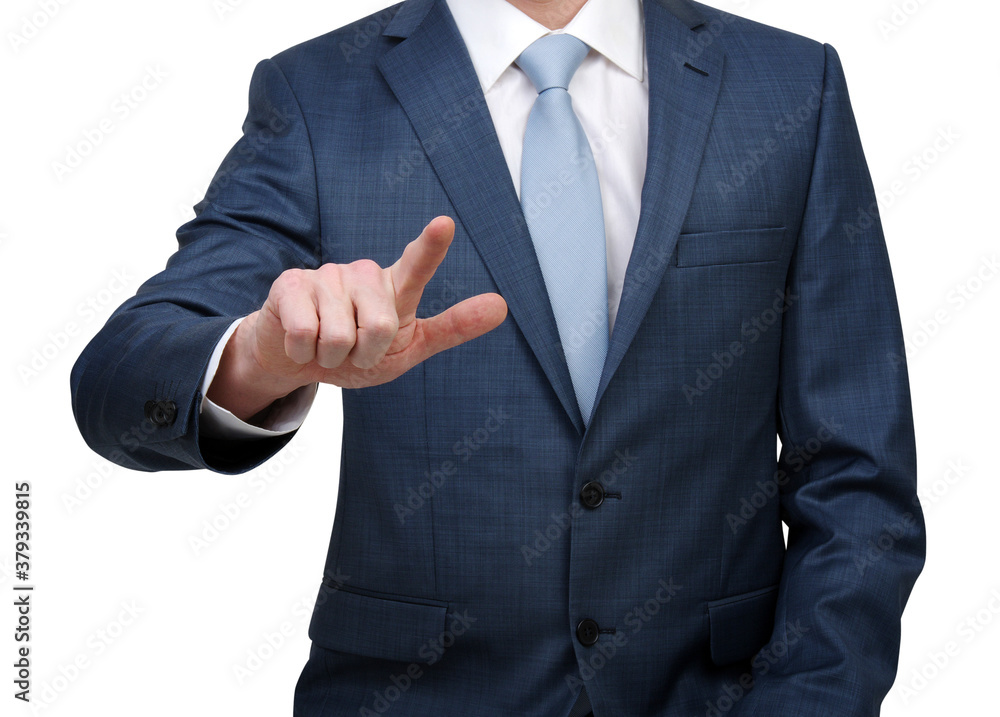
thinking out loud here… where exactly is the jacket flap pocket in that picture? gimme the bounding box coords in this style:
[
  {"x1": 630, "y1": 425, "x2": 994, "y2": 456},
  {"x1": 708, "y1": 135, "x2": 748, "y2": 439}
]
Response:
[
  {"x1": 706, "y1": 584, "x2": 779, "y2": 665},
  {"x1": 675, "y1": 227, "x2": 785, "y2": 267},
  {"x1": 308, "y1": 584, "x2": 449, "y2": 662}
]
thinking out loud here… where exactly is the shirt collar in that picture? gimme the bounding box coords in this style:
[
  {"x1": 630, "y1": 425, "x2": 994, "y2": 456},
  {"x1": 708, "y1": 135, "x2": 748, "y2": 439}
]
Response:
[{"x1": 445, "y1": 0, "x2": 645, "y2": 94}]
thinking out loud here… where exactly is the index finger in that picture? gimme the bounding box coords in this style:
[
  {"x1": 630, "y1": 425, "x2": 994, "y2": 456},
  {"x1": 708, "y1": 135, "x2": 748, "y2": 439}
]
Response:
[{"x1": 388, "y1": 216, "x2": 455, "y2": 321}]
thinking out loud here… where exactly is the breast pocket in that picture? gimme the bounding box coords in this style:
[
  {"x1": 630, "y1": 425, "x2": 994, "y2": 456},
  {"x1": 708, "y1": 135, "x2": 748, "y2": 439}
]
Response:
[{"x1": 674, "y1": 227, "x2": 786, "y2": 268}]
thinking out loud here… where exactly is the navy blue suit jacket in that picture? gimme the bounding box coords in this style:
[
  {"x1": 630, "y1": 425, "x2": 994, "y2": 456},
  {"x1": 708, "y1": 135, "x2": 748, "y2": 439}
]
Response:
[{"x1": 71, "y1": 0, "x2": 925, "y2": 714}]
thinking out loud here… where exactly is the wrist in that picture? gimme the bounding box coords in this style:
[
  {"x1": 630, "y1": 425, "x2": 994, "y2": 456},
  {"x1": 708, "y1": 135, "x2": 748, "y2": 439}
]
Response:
[{"x1": 207, "y1": 314, "x2": 306, "y2": 422}]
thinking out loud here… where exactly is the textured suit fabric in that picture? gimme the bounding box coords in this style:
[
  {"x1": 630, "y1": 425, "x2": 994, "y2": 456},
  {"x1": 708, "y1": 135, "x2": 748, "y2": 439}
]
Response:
[{"x1": 70, "y1": 0, "x2": 926, "y2": 715}]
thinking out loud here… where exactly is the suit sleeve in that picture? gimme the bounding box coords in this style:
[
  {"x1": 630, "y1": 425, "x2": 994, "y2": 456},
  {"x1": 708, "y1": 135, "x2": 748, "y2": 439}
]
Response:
[
  {"x1": 735, "y1": 44, "x2": 926, "y2": 715},
  {"x1": 70, "y1": 58, "x2": 322, "y2": 474}
]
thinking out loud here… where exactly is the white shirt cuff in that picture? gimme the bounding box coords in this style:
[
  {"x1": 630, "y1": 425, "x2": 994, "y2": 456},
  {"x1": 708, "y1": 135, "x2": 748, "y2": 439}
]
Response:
[{"x1": 198, "y1": 317, "x2": 318, "y2": 439}]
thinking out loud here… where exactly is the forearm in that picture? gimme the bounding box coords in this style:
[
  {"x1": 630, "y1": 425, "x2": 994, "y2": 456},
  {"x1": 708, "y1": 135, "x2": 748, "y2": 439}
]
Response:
[{"x1": 71, "y1": 57, "x2": 322, "y2": 473}]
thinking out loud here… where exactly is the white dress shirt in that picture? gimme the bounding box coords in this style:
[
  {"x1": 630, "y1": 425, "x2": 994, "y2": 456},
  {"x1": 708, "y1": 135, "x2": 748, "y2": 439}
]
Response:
[{"x1": 199, "y1": 0, "x2": 648, "y2": 438}]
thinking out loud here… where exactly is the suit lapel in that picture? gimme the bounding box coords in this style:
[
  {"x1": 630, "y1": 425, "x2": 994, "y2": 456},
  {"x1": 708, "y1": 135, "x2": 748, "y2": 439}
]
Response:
[
  {"x1": 378, "y1": 0, "x2": 587, "y2": 433},
  {"x1": 591, "y1": 0, "x2": 724, "y2": 426},
  {"x1": 377, "y1": 0, "x2": 724, "y2": 436}
]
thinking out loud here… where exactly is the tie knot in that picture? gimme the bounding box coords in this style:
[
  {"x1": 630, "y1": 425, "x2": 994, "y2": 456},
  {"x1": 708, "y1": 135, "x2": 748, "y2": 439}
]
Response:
[{"x1": 515, "y1": 34, "x2": 590, "y2": 94}]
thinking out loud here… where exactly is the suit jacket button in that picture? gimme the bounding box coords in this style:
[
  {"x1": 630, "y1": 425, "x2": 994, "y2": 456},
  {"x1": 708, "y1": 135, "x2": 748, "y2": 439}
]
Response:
[
  {"x1": 576, "y1": 618, "x2": 600, "y2": 647},
  {"x1": 580, "y1": 481, "x2": 605, "y2": 509},
  {"x1": 145, "y1": 400, "x2": 177, "y2": 427}
]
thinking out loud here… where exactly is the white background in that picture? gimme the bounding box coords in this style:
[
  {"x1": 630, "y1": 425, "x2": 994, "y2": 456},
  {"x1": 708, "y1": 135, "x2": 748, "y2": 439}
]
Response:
[{"x1": 1, "y1": 0, "x2": 997, "y2": 715}]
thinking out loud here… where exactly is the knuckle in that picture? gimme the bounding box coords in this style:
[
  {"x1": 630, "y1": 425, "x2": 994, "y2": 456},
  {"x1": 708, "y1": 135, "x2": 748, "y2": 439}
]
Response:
[
  {"x1": 348, "y1": 258, "x2": 384, "y2": 280},
  {"x1": 284, "y1": 325, "x2": 317, "y2": 343},
  {"x1": 367, "y1": 313, "x2": 398, "y2": 339},
  {"x1": 273, "y1": 268, "x2": 308, "y2": 295},
  {"x1": 318, "y1": 326, "x2": 356, "y2": 348},
  {"x1": 316, "y1": 263, "x2": 342, "y2": 282}
]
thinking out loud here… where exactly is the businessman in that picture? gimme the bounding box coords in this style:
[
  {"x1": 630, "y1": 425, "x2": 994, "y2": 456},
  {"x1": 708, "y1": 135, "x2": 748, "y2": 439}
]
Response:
[{"x1": 71, "y1": 0, "x2": 926, "y2": 714}]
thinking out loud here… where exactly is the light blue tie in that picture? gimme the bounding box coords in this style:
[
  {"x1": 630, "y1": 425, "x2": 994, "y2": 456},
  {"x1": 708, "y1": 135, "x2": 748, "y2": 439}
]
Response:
[{"x1": 517, "y1": 34, "x2": 610, "y2": 427}]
